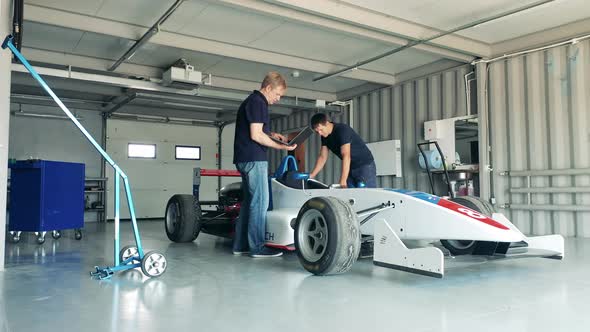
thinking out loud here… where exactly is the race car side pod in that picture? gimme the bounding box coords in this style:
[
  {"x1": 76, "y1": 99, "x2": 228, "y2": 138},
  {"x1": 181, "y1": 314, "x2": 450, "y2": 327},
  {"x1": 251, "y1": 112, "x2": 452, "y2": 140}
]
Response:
[{"x1": 2, "y1": 35, "x2": 165, "y2": 280}]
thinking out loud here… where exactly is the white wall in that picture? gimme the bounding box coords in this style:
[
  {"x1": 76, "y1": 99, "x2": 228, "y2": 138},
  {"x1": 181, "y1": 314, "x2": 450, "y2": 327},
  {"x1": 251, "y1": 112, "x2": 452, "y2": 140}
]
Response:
[
  {"x1": 106, "y1": 119, "x2": 218, "y2": 219},
  {"x1": 8, "y1": 104, "x2": 104, "y2": 223},
  {"x1": 1, "y1": 0, "x2": 13, "y2": 271},
  {"x1": 8, "y1": 104, "x2": 103, "y2": 177}
]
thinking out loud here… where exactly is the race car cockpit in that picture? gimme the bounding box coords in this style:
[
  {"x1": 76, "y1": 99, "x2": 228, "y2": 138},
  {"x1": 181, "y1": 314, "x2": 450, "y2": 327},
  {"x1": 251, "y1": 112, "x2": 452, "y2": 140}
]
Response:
[{"x1": 274, "y1": 156, "x2": 329, "y2": 190}]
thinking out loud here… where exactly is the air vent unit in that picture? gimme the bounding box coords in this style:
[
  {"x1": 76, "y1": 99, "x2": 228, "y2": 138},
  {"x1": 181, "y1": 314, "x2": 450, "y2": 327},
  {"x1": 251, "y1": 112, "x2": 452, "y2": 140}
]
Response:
[{"x1": 162, "y1": 64, "x2": 203, "y2": 89}]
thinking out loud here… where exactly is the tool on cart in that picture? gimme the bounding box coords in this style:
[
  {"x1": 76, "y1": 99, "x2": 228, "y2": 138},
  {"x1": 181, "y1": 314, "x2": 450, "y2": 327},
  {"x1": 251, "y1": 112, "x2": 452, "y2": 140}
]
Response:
[{"x1": 2, "y1": 35, "x2": 167, "y2": 280}]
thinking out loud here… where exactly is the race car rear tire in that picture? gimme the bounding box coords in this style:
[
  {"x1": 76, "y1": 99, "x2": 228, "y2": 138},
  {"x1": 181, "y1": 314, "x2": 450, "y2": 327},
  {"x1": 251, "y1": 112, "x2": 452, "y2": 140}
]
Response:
[
  {"x1": 165, "y1": 194, "x2": 202, "y2": 243},
  {"x1": 294, "y1": 196, "x2": 360, "y2": 275},
  {"x1": 440, "y1": 196, "x2": 495, "y2": 255}
]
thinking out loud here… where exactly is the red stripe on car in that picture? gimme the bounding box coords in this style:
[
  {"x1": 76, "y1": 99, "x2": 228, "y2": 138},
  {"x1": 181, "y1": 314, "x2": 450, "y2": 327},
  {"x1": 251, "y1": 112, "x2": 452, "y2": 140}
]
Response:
[
  {"x1": 265, "y1": 243, "x2": 296, "y2": 251},
  {"x1": 437, "y1": 199, "x2": 509, "y2": 230}
]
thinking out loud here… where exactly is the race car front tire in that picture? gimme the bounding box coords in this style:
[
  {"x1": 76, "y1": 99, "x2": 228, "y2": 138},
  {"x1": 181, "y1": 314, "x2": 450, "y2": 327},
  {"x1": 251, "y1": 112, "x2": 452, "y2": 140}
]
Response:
[
  {"x1": 165, "y1": 194, "x2": 202, "y2": 242},
  {"x1": 294, "y1": 196, "x2": 361, "y2": 275},
  {"x1": 440, "y1": 196, "x2": 495, "y2": 255}
]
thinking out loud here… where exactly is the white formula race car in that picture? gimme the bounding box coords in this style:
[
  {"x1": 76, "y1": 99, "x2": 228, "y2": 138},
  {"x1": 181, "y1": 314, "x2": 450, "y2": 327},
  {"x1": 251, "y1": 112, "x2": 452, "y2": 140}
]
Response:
[{"x1": 165, "y1": 156, "x2": 564, "y2": 278}]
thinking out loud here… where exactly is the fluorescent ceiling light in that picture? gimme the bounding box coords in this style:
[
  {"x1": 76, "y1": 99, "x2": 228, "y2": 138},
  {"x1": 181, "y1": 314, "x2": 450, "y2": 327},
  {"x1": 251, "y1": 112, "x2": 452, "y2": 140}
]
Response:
[{"x1": 163, "y1": 102, "x2": 223, "y2": 110}]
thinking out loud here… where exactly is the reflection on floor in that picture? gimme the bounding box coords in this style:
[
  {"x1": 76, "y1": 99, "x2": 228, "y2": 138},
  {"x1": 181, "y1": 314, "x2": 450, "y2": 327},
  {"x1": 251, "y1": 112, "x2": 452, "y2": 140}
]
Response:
[{"x1": 1, "y1": 220, "x2": 589, "y2": 332}]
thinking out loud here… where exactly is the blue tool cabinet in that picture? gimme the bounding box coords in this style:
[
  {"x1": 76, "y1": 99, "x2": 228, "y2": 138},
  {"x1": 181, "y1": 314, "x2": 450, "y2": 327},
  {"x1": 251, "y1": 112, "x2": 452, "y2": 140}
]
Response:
[{"x1": 8, "y1": 160, "x2": 84, "y2": 243}]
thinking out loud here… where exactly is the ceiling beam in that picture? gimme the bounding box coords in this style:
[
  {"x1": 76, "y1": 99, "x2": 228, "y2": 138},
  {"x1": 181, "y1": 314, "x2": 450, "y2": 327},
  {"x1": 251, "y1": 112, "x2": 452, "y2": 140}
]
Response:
[
  {"x1": 217, "y1": 0, "x2": 474, "y2": 63},
  {"x1": 12, "y1": 62, "x2": 340, "y2": 118},
  {"x1": 199, "y1": 76, "x2": 337, "y2": 101},
  {"x1": 21, "y1": 47, "x2": 164, "y2": 78},
  {"x1": 17, "y1": 47, "x2": 337, "y2": 101},
  {"x1": 152, "y1": 31, "x2": 396, "y2": 84},
  {"x1": 335, "y1": 59, "x2": 467, "y2": 100},
  {"x1": 336, "y1": 83, "x2": 386, "y2": 101},
  {"x1": 24, "y1": 4, "x2": 397, "y2": 85},
  {"x1": 108, "y1": 0, "x2": 185, "y2": 71},
  {"x1": 9, "y1": 98, "x2": 221, "y2": 121},
  {"x1": 12, "y1": 71, "x2": 124, "y2": 97},
  {"x1": 394, "y1": 59, "x2": 469, "y2": 84},
  {"x1": 263, "y1": 0, "x2": 491, "y2": 57},
  {"x1": 491, "y1": 18, "x2": 590, "y2": 56}
]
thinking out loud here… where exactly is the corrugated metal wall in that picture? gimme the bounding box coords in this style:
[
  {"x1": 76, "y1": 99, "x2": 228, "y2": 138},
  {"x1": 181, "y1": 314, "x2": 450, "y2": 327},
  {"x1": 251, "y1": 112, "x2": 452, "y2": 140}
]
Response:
[
  {"x1": 271, "y1": 41, "x2": 590, "y2": 239},
  {"x1": 270, "y1": 65, "x2": 473, "y2": 191},
  {"x1": 488, "y1": 39, "x2": 590, "y2": 238}
]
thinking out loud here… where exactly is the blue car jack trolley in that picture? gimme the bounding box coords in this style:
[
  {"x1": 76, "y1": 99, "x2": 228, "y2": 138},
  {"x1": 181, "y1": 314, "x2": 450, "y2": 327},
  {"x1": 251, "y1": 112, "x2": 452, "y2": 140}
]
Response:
[{"x1": 2, "y1": 35, "x2": 167, "y2": 280}]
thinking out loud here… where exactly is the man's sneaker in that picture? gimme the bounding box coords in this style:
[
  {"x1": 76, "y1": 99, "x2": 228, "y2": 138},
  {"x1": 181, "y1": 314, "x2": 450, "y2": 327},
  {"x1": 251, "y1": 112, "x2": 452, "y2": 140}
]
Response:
[
  {"x1": 250, "y1": 248, "x2": 283, "y2": 258},
  {"x1": 232, "y1": 249, "x2": 250, "y2": 255}
]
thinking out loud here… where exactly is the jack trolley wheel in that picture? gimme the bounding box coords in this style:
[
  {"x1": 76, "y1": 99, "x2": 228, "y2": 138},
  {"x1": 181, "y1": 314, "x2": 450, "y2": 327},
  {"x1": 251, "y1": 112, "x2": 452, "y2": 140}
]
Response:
[
  {"x1": 52, "y1": 230, "x2": 61, "y2": 239},
  {"x1": 74, "y1": 229, "x2": 83, "y2": 240},
  {"x1": 119, "y1": 245, "x2": 139, "y2": 264},
  {"x1": 141, "y1": 251, "x2": 167, "y2": 278}
]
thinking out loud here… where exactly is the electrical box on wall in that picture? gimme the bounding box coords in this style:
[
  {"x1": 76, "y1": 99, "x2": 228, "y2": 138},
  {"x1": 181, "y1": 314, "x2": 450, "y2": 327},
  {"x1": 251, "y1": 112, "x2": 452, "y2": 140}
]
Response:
[
  {"x1": 423, "y1": 116, "x2": 477, "y2": 165},
  {"x1": 366, "y1": 139, "x2": 402, "y2": 177},
  {"x1": 424, "y1": 118, "x2": 451, "y2": 140}
]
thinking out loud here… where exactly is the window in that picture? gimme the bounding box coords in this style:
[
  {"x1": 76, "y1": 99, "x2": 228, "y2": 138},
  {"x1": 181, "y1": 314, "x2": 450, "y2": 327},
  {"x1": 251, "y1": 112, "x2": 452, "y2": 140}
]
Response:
[
  {"x1": 175, "y1": 145, "x2": 201, "y2": 160},
  {"x1": 128, "y1": 143, "x2": 156, "y2": 159}
]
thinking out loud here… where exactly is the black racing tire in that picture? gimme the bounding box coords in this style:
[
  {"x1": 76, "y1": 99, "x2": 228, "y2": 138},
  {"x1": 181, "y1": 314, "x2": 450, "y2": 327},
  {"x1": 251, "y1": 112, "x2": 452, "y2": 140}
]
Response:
[
  {"x1": 441, "y1": 196, "x2": 496, "y2": 255},
  {"x1": 294, "y1": 196, "x2": 361, "y2": 276},
  {"x1": 165, "y1": 194, "x2": 202, "y2": 243}
]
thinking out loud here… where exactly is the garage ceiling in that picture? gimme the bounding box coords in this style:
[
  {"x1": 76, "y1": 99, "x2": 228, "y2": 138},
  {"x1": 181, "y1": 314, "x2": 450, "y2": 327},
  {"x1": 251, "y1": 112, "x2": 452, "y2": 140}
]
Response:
[
  {"x1": 342, "y1": 0, "x2": 590, "y2": 43},
  {"x1": 11, "y1": 0, "x2": 590, "y2": 119}
]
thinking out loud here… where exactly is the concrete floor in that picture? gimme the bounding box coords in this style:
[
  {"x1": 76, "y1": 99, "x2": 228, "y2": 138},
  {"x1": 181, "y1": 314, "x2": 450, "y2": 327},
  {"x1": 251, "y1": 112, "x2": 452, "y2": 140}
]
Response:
[{"x1": 1, "y1": 220, "x2": 589, "y2": 332}]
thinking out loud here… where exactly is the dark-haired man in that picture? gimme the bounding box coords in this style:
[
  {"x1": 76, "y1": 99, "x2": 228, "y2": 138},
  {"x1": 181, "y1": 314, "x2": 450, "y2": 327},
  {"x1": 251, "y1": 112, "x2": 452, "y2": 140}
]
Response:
[{"x1": 309, "y1": 113, "x2": 376, "y2": 188}]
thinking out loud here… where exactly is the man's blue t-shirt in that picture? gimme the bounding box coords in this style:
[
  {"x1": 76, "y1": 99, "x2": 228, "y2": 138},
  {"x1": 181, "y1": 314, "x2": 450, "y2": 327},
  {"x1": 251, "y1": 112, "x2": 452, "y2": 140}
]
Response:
[
  {"x1": 321, "y1": 123, "x2": 374, "y2": 169},
  {"x1": 233, "y1": 90, "x2": 271, "y2": 164}
]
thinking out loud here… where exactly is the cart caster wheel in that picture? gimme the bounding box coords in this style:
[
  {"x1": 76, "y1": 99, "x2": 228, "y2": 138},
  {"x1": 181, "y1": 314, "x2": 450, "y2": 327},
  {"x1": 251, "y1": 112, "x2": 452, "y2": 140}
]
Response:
[
  {"x1": 52, "y1": 230, "x2": 61, "y2": 239},
  {"x1": 74, "y1": 230, "x2": 83, "y2": 240},
  {"x1": 119, "y1": 245, "x2": 139, "y2": 264},
  {"x1": 37, "y1": 236, "x2": 45, "y2": 245},
  {"x1": 141, "y1": 251, "x2": 167, "y2": 278},
  {"x1": 8, "y1": 231, "x2": 20, "y2": 243}
]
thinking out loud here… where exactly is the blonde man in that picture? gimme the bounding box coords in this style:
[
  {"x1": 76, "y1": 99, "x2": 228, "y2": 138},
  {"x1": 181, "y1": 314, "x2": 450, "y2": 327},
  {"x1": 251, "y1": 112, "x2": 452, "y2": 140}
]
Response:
[{"x1": 232, "y1": 72, "x2": 296, "y2": 257}]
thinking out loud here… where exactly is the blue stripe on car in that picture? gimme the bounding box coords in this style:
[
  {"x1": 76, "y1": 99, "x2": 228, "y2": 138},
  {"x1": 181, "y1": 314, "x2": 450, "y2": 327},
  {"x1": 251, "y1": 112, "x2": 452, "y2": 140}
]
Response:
[{"x1": 384, "y1": 189, "x2": 441, "y2": 204}]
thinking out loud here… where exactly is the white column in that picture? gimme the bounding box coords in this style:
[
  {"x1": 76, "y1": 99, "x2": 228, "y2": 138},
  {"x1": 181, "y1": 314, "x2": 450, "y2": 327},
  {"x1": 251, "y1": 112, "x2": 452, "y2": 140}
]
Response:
[
  {"x1": 0, "y1": 1, "x2": 13, "y2": 271},
  {"x1": 476, "y1": 62, "x2": 490, "y2": 202}
]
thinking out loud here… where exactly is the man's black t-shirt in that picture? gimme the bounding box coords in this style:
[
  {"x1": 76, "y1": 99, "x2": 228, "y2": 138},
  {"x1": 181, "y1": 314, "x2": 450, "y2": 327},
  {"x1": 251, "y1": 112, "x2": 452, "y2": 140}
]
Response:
[
  {"x1": 233, "y1": 90, "x2": 271, "y2": 164},
  {"x1": 321, "y1": 123, "x2": 374, "y2": 169}
]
